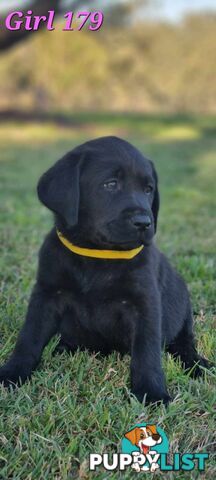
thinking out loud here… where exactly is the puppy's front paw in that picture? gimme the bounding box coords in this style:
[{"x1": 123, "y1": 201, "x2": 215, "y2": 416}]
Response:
[
  {"x1": 145, "y1": 391, "x2": 172, "y2": 406},
  {"x1": 189, "y1": 357, "x2": 215, "y2": 378},
  {"x1": 0, "y1": 371, "x2": 16, "y2": 388},
  {"x1": 0, "y1": 366, "x2": 25, "y2": 388},
  {"x1": 150, "y1": 462, "x2": 160, "y2": 472},
  {"x1": 132, "y1": 463, "x2": 141, "y2": 472},
  {"x1": 132, "y1": 387, "x2": 172, "y2": 406}
]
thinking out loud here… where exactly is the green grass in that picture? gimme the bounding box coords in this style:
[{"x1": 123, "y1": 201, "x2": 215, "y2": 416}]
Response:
[{"x1": 0, "y1": 115, "x2": 215, "y2": 479}]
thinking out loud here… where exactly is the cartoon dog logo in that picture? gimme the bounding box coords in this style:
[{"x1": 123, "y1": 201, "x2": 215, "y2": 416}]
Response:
[{"x1": 124, "y1": 424, "x2": 162, "y2": 472}]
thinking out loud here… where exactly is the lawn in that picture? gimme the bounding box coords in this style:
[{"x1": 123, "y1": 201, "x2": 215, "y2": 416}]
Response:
[{"x1": 0, "y1": 114, "x2": 215, "y2": 479}]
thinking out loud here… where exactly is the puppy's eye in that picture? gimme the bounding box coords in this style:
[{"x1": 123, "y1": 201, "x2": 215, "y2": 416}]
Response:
[
  {"x1": 103, "y1": 179, "x2": 118, "y2": 191},
  {"x1": 144, "y1": 185, "x2": 153, "y2": 194}
]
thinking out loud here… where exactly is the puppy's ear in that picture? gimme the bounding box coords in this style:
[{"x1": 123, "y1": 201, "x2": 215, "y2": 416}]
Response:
[
  {"x1": 124, "y1": 427, "x2": 140, "y2": 445},
  {"x1": 150, "y1": 161, "x2": 160, "y2": 233},
  {"x1": 37, "y1": 151, "x2": 81, "y2": 227},
  {"x1": 146, "y1": 424, "x2": 157, "y2": 435}
]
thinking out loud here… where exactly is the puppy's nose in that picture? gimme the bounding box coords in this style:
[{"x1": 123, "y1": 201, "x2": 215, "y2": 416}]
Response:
[
  {"x1": 152, "y1": 434, "x2": 160, "y2": 441},
  {"x1": 131, "y1": 214, "x2": 152, "y2": 230}
]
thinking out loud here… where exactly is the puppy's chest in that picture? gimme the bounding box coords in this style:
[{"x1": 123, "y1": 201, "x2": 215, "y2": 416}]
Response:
[
  {"x1": 59, "y1": 266, "x2": 141, "y2": 351},
  {"x1": 69, "y1": 267, "x2": 139, "y2": 319},
  {"x1": 72, "y1": 266, "x2": 127, "y2": 296}
]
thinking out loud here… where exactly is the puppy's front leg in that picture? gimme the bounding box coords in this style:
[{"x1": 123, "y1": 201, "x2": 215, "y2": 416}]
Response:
[
  {"x1": 130, "y1": 299, "x2": 170, "y2": 405},
  {"x1": 0, "y1": 285, "x2": 59, "y2": 387}
]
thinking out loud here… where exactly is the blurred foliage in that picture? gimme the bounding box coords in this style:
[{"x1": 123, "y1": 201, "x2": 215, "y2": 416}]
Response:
[{"x1": 0, "y1": 13, "x2": 215, "y2": 113}]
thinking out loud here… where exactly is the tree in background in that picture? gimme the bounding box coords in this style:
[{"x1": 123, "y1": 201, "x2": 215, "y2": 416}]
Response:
[{"x1": 0, "y1": 2, "x2": 215, "y2": 113}]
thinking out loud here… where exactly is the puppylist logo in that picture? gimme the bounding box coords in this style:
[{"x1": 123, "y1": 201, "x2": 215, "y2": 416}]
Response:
[{"x1": 89, "y1": 422, "x2": 209, "y2": 473}]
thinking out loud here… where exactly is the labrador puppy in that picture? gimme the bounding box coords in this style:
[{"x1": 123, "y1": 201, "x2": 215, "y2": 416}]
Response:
[{"x1": 0, "y1": 136, "x2": 211, "y2": 403}]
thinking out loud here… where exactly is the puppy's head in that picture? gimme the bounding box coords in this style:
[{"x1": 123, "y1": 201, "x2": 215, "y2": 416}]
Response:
[
  {"x1": 125, "y1": 425, "x2": 162, "y2": 453},
  {"x1": 37, "y1": 136, "x2": 159, "y2": 249}
]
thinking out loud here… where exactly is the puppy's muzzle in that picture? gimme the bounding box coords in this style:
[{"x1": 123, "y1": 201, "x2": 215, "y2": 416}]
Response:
[{"x1": 130, "y1": 214, "x2": 152, "y2": 231}]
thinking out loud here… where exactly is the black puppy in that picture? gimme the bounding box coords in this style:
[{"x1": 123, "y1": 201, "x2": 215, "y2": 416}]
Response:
[{"x1": 0, "y1": 136, "x2": 211, "y2": 403}]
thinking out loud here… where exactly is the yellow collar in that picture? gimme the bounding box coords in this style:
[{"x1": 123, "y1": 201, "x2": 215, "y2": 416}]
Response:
[{"x1": 56, "y1": 230, "x2": 144, "y2": 260}]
